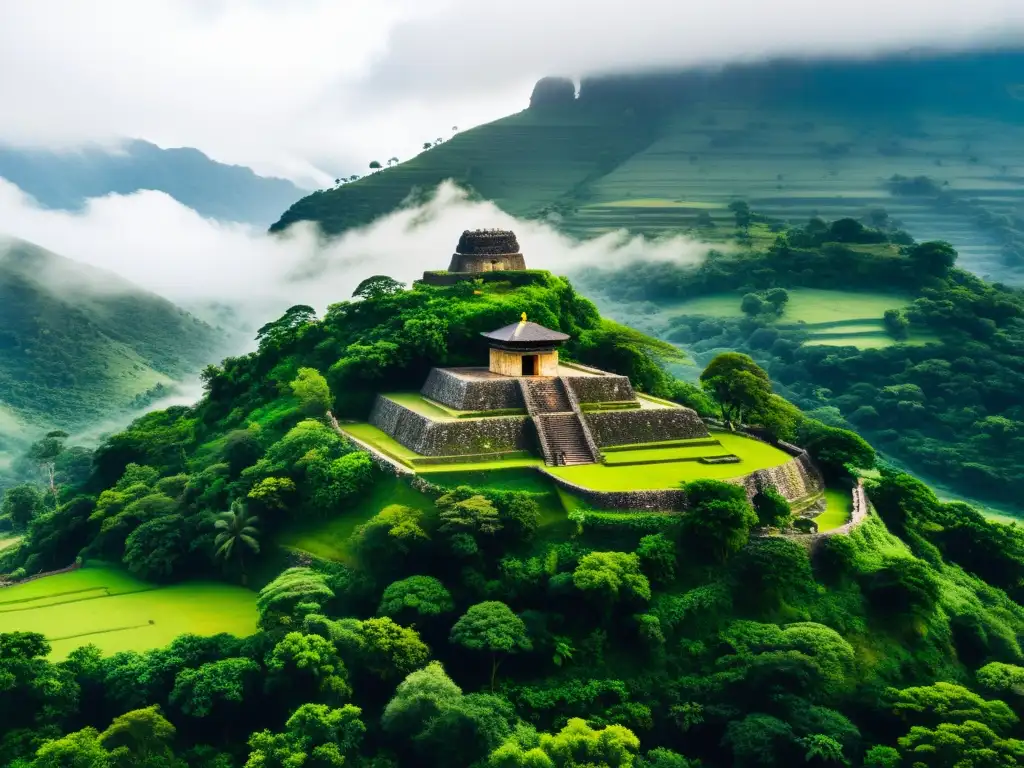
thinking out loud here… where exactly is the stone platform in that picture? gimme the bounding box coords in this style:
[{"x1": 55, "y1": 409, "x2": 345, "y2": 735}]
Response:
[{"x1": 372, "y1": 364, "x2": 712, "y2": 460}]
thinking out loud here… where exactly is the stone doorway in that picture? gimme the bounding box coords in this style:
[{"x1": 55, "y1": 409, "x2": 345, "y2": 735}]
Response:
[{"x1": 521, "y1": 355, "x2": 538, "y2": 376}]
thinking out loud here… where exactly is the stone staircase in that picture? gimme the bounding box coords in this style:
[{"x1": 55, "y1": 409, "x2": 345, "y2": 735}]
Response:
[
  {"x1": 520, "y1": 378, "x2": 599, "y2": 466},
  {"x1": 527, "y1": 378, "x2": 572, "y2": 413}
]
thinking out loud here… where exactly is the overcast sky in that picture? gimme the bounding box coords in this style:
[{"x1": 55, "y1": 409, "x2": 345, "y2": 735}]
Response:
[{"x1": 2, "y1": 0, "x2": 1023, "y2": 185}]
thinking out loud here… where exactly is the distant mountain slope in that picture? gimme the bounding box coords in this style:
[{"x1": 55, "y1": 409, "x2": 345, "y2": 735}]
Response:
[
  {"x1": 0, "y1": 139, "x2": 307, "y2": 226},
  {"x1": 0, "y1": 239, "x2": 225, "y2": 433},
  {"x1": 271, "y1": 51, "x2": 1024, "y2": 282},
  {"x1": 271, "y1": 109, "x2": 657, "y2": 236}
]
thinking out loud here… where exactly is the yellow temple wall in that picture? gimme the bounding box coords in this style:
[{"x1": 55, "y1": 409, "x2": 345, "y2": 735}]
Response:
[{"x1": 489, "y1": 348, "x2": 559, "y2": 377}]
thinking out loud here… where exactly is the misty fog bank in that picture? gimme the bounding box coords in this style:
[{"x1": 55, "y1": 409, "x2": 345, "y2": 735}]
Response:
[{"x1": 0, "y1": 178, "x2": 713, "y2": 347}]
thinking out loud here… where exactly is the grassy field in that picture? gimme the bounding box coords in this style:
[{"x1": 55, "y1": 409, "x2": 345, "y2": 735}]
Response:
[
  {"x1": 0, "y1": 535, "x2": 21, "y2": 552},
  {"x1": 0, "y1": 566, "x2": 257, "y2": 660},
  {"x1": 660, "y1": 288, "x2": 941, "y2": 350},
  {"x1": 549, "y1": 432, "x2": 791, "y2": 491},
  {"x1": 381, "y1": 393, "x2": 455, "y2": 420},
  {"x1": 339, "y1": 423, "x2": 417, "y2": 466},
  {"x1": 665, "y1": 288, "x2": 912, "y2": 324},
  {"x1": 382, "y1": 393, "x2": 526, "y2": 420},
  {"x1": 278, "y1": 475, "x2": 436, "y2": 565},
  {"x1": 815, "y1": 488, "x2": 853, "y2": 532}
]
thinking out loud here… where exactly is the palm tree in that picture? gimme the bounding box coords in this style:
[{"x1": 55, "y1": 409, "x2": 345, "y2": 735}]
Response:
[{"x1": 214, "y1": 501, "x2": 260, "y2": 584}]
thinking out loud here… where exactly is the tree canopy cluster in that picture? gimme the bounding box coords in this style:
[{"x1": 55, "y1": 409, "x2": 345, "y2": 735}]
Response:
[
  {"x1": 1, "y1": 272, "x2": 1023, "y2": 767},
  {"x1": 578, "y1": 217, "x2": 1024, "y2": 504}
]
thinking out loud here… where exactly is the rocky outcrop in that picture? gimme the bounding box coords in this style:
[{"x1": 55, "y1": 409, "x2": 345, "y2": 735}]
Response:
[
  {"x1": 370, "y1": 396, "x2": 533, "y2": 456},
  {"x1": 420, "y1": 368, "x2": 524, "y2": 411},
  {"x1": 530, "y1": 77, "x2": 577, "y2": 109},
  {"x1": 584, "y1": 407, "x2": 710, "y2": 447}
]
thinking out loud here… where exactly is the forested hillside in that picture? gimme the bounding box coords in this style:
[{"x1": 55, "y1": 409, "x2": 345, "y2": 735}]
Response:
[
  {"x1": 0, "y1": 139, "x2": 306, "y2": 226},
  {"x1": 0, "y1": 239, "x2": 224, "y2": 448},
  {"x1": 1, "y1": 271, "x2": 1022, "y2": 766},
  {"x1": 575, "y1": 214, "x2": 1024, "y2": 509},
  {"x1": 272, "y1": 51, "x2": 1024, "y2": 283}
]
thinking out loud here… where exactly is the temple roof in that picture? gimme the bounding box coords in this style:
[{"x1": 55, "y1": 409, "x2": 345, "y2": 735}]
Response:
[{"x1": 481, "y1": 316, "x2": 570, "y2": 345}]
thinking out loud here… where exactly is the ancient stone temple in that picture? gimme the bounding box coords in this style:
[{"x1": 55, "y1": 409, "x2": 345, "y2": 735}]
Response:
[
  {"x1": 447, "y1": 229, "x2": 527, "y2": 273},
  {"x1": 369, "y1": 314, "x2": 711, "y2": 467},
  {"x1": 482, "y1": 313, "x2": 569, "y2": 377}
]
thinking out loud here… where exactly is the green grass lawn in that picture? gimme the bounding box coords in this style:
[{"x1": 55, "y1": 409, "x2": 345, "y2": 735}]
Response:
[
  {"x1": 424, "y1": 467, "x2": 552, "y2": 493},
  {"x1": 815, "y1": 488, "x2": 854, "y2": 532},
  {"x1": 666, "y1": 288, "x2": 912, "y2": 324},
  {"x1": 381, "y1": 393, "x2": 456, "y2": 420},
  {"x1": 0, "y1": 566, "x2": 257, "y2": 660},
  {"x1": 277, "y1": 475, "x2": 436, "y2": 565},
  {"x1": 549, "y1": 431, "x2": 791, "y2": 491},
  {"x1": 382, "y1": 392, "x2": 526, "y2": 420},
  {"x1": 339, "y1": 423, "x2": 417, "y2": 466},
  {"x1": 603, "y1": 441, "x2": 733, "y2": 466},
  {"x1": 658, "y1": 288, "x2": 943, "y2": 350},
  {"x1": 807, "y1": 332, "x2": 940, "y2": 350}
]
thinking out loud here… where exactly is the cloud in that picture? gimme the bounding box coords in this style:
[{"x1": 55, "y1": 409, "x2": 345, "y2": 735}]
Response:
[
  {"x1": 0, "y1": 178, "x2": 711, "y2": 343},
  {"x1": 1, "y1": 1, "x2": 1022, "y2": 184},
  {"x1": 358, "y1": 0, "x2": 1024, "y2": 105}
]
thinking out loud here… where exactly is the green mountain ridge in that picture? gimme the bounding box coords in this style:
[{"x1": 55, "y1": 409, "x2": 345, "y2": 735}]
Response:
[
  {"x1": 273, "y1": 55, "x2": 1024, "y2": 283},
  {"x1": 0, "y1": 139, "x2": 308, "y2": 226},
  {"x1": 0, "y1": 238, "x2": 226, "y2": 445}
]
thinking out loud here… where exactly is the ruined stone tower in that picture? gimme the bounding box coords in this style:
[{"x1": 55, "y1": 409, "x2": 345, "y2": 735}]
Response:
[{"x1": 446, "y1": 229, "x2": 527, "y2": 273}]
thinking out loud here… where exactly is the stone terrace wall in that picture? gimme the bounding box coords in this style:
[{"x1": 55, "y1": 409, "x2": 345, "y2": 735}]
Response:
[
  {"x1": 563, "y1": 373, "x2": 636, "y2": 403},
  {"x1": 543, "y1": 453, "x2": 821, "y2": 511},
  {"x1": 370, "y1": 396, "x2": 533, "y2": 456},
  {"x1": 732, "y1": 453, "x2": 824, "y2": 504},
  {"x1": 420, "y1": 368, "x2": 524, "y2": 411},
  {"x1": 584, "y1": 407, "x2": 710, "y2": 447},
  {"x1": 545, "y1": 472, "x2": 689, "y2": 511}
]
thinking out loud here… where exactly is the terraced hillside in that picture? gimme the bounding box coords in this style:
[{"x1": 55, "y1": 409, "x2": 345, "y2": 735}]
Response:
[
  {"x1": 560, "y1": 110, "x2": 1024, "y2": 282},
  {"x1": 273, "y1": 53, "x2": 1024, "y2": 283}
]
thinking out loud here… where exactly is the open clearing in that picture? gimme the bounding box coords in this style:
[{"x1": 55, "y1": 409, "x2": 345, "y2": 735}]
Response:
[
  {"x1": 278, "y1": 475, "x2": 437, "y2": 564},
  {"x1": 664, "y1": 288, "x2": 912, "y2": 324},
  {"x1": 815, "y1": 488, "x2": 853, "y2": 532},
  {"x1": 0, "y1": 566, "x2": 257, "y2": 660},
  {"x1": 549, "y1": 432, "x2": 792, "y2": 491},
  {"x1": 660, "y1": 288, "x2": 941, "y2": 349}
]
